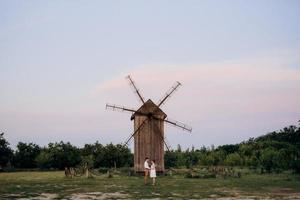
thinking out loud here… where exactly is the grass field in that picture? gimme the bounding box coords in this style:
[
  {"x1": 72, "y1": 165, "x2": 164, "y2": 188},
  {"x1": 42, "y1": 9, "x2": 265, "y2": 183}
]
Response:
[{"x1": 1, "y1": 170, "x2": 300, "y2": 199}]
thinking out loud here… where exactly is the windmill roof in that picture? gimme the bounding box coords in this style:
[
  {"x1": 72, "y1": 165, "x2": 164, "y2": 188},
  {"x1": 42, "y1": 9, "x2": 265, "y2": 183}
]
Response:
[{"x1": 131, "y1": 99, "x2": 167, "y2": 120}]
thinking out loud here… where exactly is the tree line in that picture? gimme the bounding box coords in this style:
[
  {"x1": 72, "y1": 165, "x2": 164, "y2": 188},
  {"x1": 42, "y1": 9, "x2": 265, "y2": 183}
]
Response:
[
  {"x1": 0, "y1": 139, "x2": 132, "y2": 170},
  {"x1": 165, "y1": 125, "x2": 300, "y2": 173},
  {"x1": 1, "y1": 124, "x2": 299, "y2": 173}
]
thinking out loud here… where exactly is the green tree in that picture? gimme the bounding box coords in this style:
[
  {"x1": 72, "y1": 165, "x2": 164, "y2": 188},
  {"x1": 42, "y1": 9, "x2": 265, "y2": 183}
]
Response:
[
  {"x1": 13, "y1": 142, "x2": 40, "y2": 168},
  {"x1": 245, "y1": 155, "x2": 259, "y2": 168},
  {"x1": 81, "y1": 142, "x2": 133, "y2": 168},
  {"x1": 86, "y1": 142, "x2": 105, "y2": 168},
  {"x1": 81, "y1": 155, "x2": 94, "y2": 169},
  {"x1": 290, "y1": 145, "x2": 300, "y2": 173},
  {"x1": 174, "y1": 149, "x2": 185, "y2": 167},
  {"x1": 164, "y1": 151, "x2": 177, "y2": 168},
  {"x1": 198, "y1": 152, "x2": 210, "y2": 166},
  {"x1": 224, "y1": 153, "x2": 242, "y2": 166},
  {"x1": 260, "y1": 148, "x2": 280, "y2": 173},
  {"x1": 35, "y1": 149, "x2": 53, "y2": 169},
  {"x1": 98, "y1": 143, "x2": 132, "y2": 168},
  {"x1": 217, "y1": 144, "x2": 239, "y2": 155},
  {"x1": 36, "y1": 142, "x2": 81, "y2": 169},
  {"x1": 184, "y1": 147, "x2": 199, "y2": 168},
  {"x1": 209, "y1": 150, "x2": 226, "y2": 165},
  {"x1": 0, "y1": 133, "x2": 13, "y2": 168},
  {"x1": 51, "y1": 142, "x2": 81, "y2": 169}
]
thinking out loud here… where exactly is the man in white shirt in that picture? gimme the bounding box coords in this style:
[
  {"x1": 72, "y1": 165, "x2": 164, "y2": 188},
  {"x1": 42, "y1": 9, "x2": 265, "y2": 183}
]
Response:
[{"x1": 144, "y1": 157, "x2": 150, "y2": 185}]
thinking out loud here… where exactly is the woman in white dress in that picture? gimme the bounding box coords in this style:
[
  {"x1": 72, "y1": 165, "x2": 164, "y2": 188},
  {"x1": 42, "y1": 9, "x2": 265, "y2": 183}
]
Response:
[{"x1": 150, "y1": 160, "x2": 156, "y2": 185}]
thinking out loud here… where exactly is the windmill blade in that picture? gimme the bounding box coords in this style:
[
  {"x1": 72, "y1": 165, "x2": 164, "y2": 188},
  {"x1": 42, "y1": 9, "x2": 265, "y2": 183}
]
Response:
[
  {"x1": 106, "y1": 103, "x2": 138, "y2": 114},
  {"x1": 164, "y1": 137, "x2": 172, "y2": 151},
  {"x1": 106, "y1": 103, "x2": 156, "y2": 118},
  {"x1": 160, "y1": 134, "x2": 171, "y2": 152},
  {"x1": 157, "y1": 81, "x2": 182, "y2": 107},
  {"x1": 149, "y1": 115, "x2": 192, "y2": 133},
  {"x1": 152, "y1": 120, "x2": 171, "y2": 151},
  {"x1": 123, "y1": 118, "x2": 148, "y2": 146},
  {"x1": 126, "y1": 75, "x2": 145, "y2": 104},
  {"x1": 164, "y1": 118, "x2": 192, "y2": 133}
]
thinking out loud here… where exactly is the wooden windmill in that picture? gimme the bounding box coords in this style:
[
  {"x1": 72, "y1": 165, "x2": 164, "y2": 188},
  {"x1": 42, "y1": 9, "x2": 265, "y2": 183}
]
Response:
[{"x1": 106, "y1": 75, "x2": 192, "y2": 172}]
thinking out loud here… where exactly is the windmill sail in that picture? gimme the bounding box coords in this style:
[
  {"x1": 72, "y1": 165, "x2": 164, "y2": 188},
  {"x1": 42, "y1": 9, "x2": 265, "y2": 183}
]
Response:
[
  {"x1": 106, "y1": 103, "x2": 137, "y2": 113},
  {"x1": 157, "y1": 81, "x2": 181, "y2": 107},
  {"x1": 152, "y1": 121, "x2": 171, "y2": 151},
  {"x1": 124, "y1": 118, "x2": 148, "y2": 146},
  {"x1": 164, "y1": 118, "x2": 192, "y2": 132},
  {"x1": 126, "y1": 75, "x2": 145, "y2": 104}
]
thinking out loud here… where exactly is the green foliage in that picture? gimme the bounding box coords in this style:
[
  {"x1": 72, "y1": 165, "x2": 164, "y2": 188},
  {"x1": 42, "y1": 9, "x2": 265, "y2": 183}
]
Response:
[
  {"x1": 164, "y1": 151, "x2": 177, "y2": 168},
  {"x1": 260, "y1": 148, "x2": 281, "y2": 173},
  {"x1": 1, "y1": 124, "x2": 300, "y2": 173},
  {"x1": 35, "y1": 142, "x2": 133, "y2": 170},
  {"x1": 256, "y1": 125, "x2": 300, "y2": 144},
  {"x1": 0, "y1": 133, "x2": 13, "y2": 168},
  {"x1": 80, "y1": 142, "x2": 133, "y2": 168},
  {"x1": 290, "y1": 145, "x2": 300, "y2": 173},
  {"x1": 101, "y1": 143, "x2": 132, "y2": 168},
  {"x1": 35, "y1": 150, "x2": 53, "y2": 169},
  {"x1": 50, "y1": 142, "x2": 81, "y2": 169},
  {"x1": 164, "y1": 124, "x2": 300, "y2": 173},
  {"x1": 224, "y1": 153, "x2": 242, "y2": 166},
  {"x1": 164, "y1": 146, "x2": 193, "y2": 168},
  {"x1": 13, "y1": 142, "x2": 40, "y2": 168},
  {"x1": 184, "y1": 147, "x2": 199, "y2": 168},
  {"x1": 81, "y1": 155, "x2": 94, "y2": 168},
  {"x1": 35, "y1": 142, "x2": 81, "y2": 169},
  {"x1": 216, "y1": 144, "x2": 239, "y2": 154},
  {"x1": 291, "y1": 158, "x2": 300, "y2": 174}
]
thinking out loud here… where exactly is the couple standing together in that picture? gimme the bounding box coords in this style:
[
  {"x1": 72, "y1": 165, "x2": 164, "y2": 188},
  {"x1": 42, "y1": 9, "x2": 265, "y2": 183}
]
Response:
[{"x1": 144, "y1": 157, "x2": 156, "y2": 185}]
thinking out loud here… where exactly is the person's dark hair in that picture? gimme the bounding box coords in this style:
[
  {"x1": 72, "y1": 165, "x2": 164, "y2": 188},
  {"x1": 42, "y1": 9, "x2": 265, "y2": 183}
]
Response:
[
  {"x1": 152, "y1": 159, "x2": 155, "y2": 163},
  {"x1": 145, "y1": 157, "x2": 149, "y2": 161}
]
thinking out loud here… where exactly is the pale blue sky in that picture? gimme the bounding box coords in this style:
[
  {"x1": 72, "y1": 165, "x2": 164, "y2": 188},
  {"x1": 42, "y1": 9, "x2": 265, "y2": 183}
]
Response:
[{"x1": 1, "y1": 1, "x2": 300, "y2": 149}]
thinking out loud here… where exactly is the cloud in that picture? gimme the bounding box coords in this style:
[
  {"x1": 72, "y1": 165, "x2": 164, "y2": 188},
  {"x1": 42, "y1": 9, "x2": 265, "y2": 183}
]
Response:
[
  {"x1": 91, "y1": 51, "x2": 300, "y2": 148},
  {"x1": 92, "y1": 52, "x2": 300, "y2": 107}
]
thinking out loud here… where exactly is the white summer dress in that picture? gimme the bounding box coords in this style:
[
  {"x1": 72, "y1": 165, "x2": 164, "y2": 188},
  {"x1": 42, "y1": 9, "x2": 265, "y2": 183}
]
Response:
[{"x1": 150, "y1": 163, "x2": 156, "y2": 178}]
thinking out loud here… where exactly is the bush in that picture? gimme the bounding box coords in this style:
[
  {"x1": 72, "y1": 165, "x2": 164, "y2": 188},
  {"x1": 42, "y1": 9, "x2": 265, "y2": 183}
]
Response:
[
  {"x1": 261, "y1": 148, "x2": 280, "y2": 173},
  {"x1": 224, "y1": 153, "x2": 242, "y2": 166}
]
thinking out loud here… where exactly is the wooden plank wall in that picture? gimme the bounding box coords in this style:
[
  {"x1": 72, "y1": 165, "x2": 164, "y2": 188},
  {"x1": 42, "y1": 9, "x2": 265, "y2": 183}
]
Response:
[{"x1": 134, "y1": 116, "x2": 165, "y2": 172}]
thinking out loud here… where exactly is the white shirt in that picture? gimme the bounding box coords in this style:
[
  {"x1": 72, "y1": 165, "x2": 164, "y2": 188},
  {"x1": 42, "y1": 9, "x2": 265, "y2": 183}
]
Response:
[{"x1": 144, "y1": 160, "x2": 150, "y2": 170}]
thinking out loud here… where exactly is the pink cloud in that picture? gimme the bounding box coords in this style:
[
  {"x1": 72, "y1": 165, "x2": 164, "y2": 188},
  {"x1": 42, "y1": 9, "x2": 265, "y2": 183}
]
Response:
[{"x1": 90, "y1": 52, "x2": 300, "y2": 148}]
